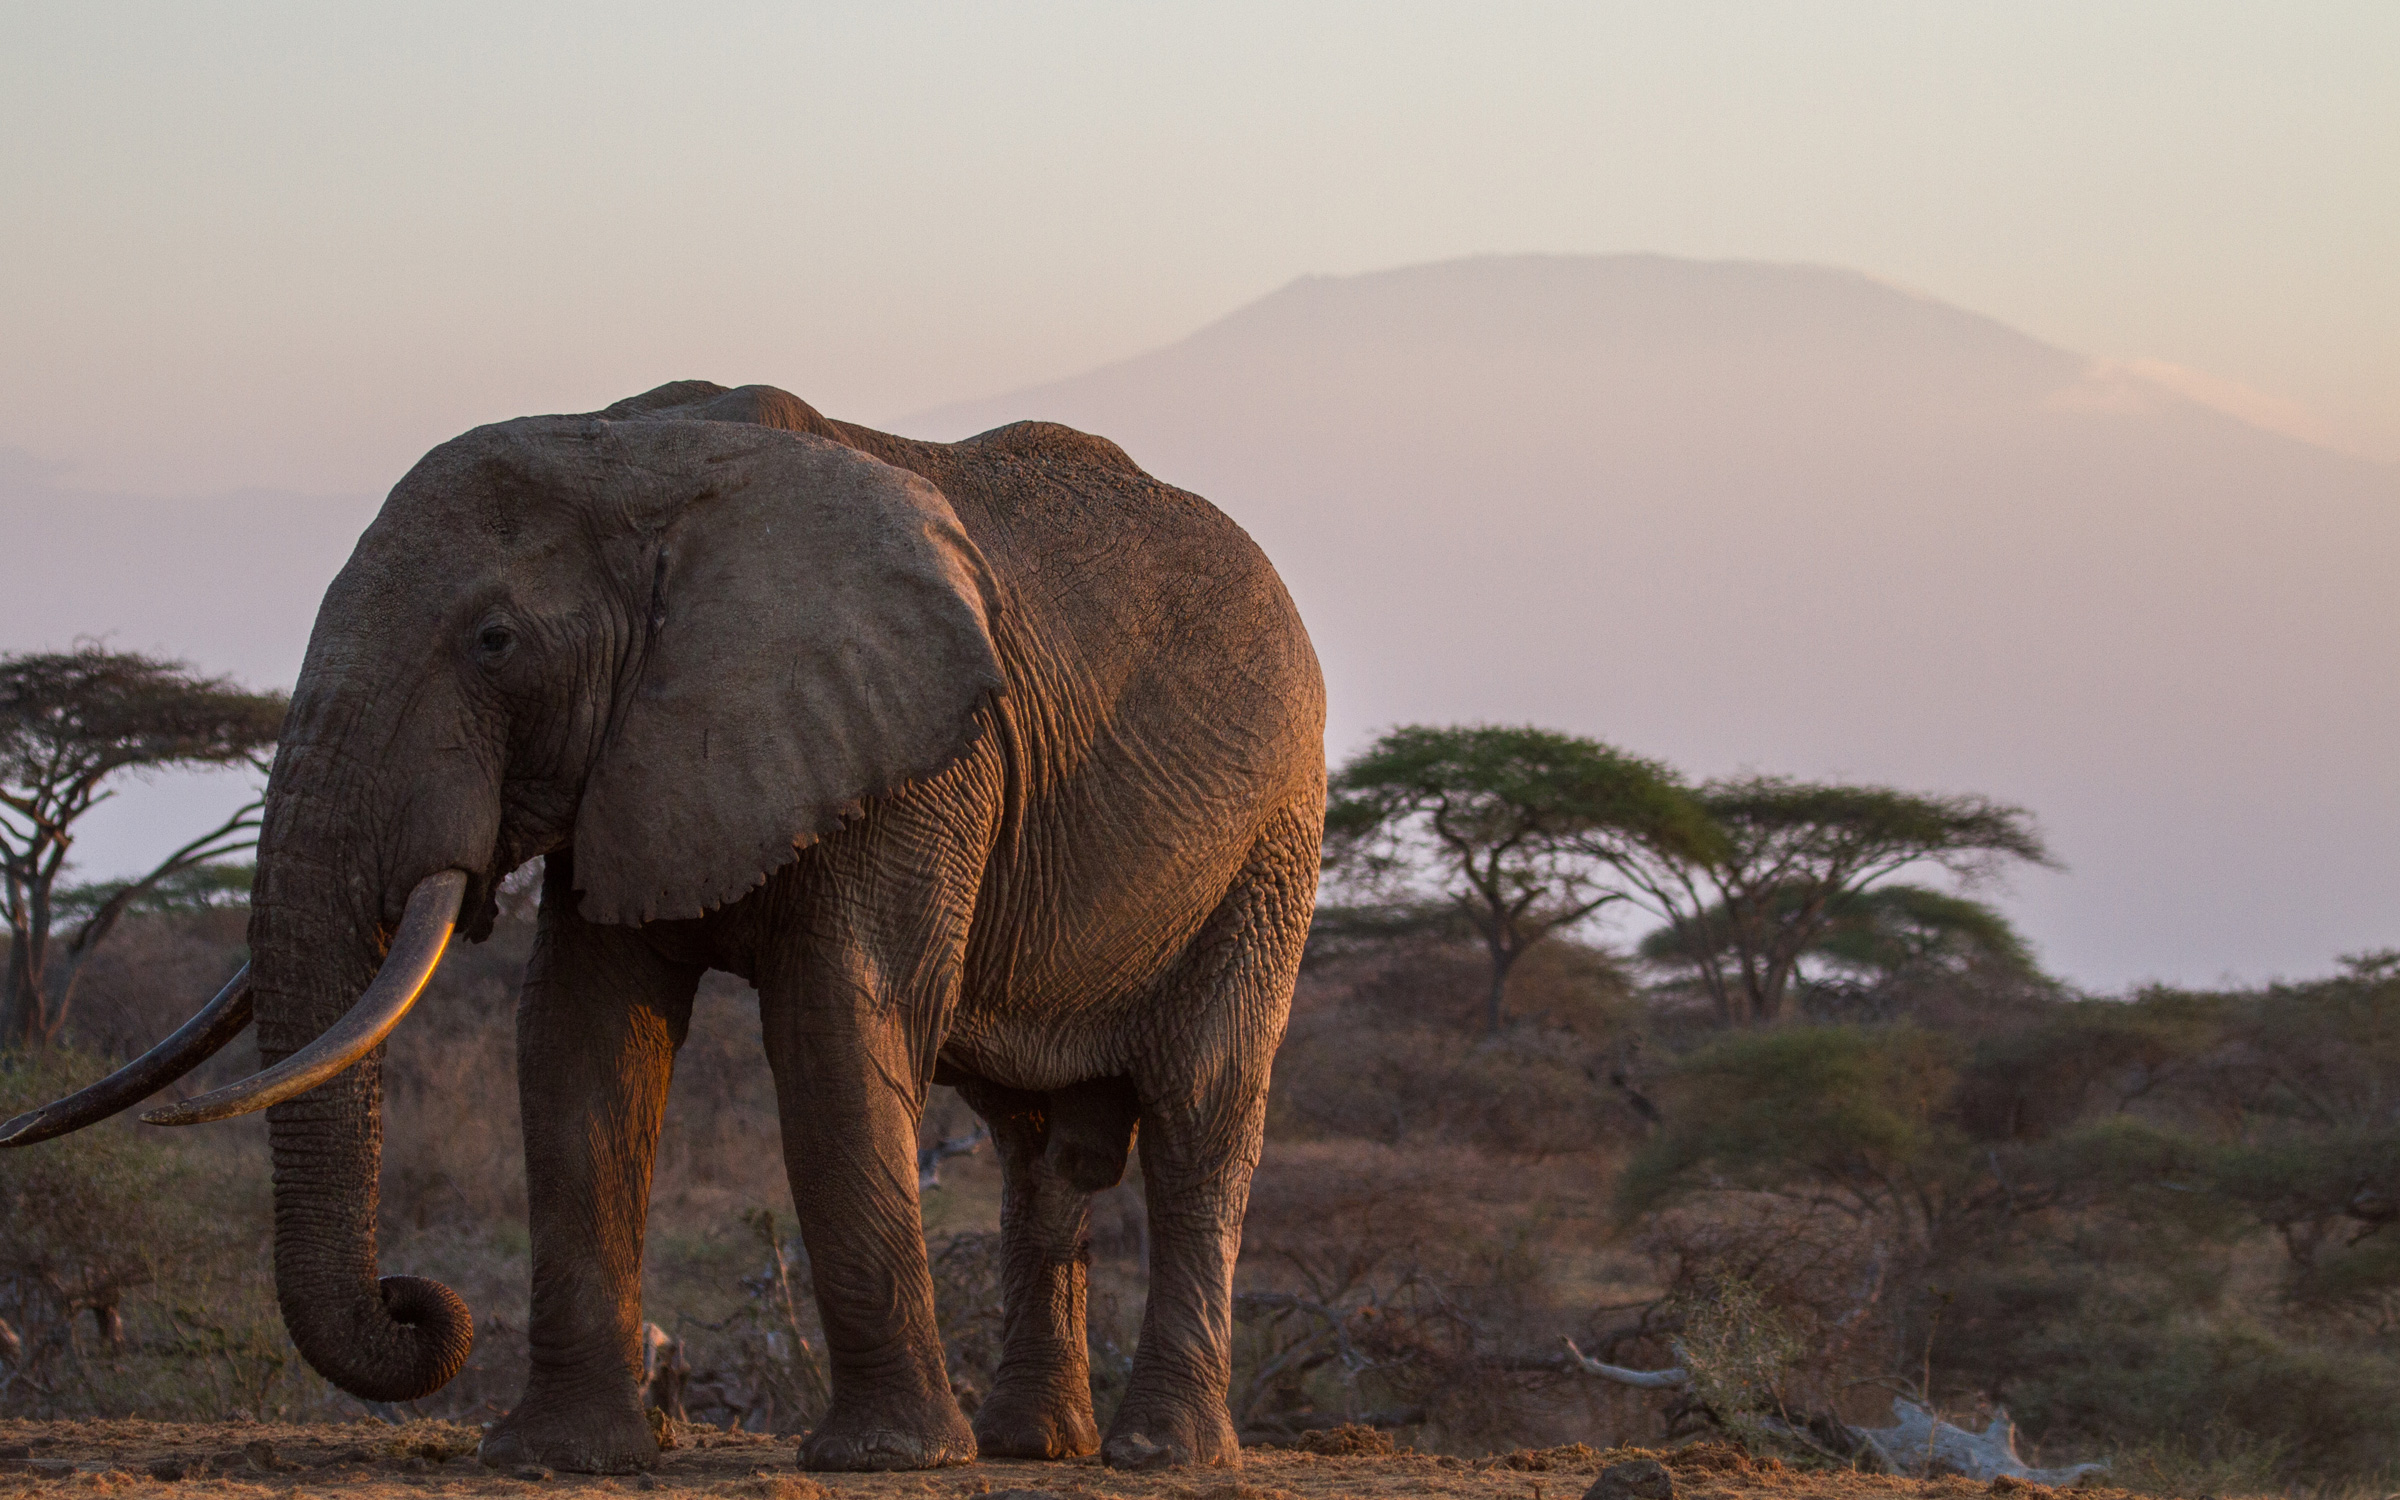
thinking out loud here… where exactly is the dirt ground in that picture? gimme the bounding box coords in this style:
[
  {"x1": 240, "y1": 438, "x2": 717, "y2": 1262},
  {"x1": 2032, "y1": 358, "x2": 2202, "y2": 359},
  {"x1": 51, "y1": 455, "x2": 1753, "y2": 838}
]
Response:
[{"x1": 0, "y1": 1422, "x2": 2144, "y2": 1500}]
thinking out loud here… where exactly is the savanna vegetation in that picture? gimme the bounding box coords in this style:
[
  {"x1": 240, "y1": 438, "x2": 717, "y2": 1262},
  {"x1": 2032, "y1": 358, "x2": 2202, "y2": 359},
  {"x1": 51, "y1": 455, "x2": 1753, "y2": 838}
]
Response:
[
  {"x1": 0, "y1": 647, "x2": 284, "y2": 1049},
  {"x1": 2, "y1": 712, "x2": 2394, "y2": 1498}
]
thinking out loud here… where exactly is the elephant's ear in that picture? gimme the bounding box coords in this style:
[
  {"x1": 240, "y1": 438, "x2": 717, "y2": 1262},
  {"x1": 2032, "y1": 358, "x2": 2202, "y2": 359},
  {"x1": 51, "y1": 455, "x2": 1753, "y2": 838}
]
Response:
[{"x1": 569, "y1": 422, "x2": 1002, "y2": 925}]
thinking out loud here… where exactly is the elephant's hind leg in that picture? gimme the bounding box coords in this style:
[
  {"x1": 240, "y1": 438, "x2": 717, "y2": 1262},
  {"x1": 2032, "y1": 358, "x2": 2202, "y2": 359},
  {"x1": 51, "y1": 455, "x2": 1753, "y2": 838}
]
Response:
[
  {"x1": 482, "y1": 856, "x2": 702, "y2": 1475},
  {"x1": 953, "y1": 1077, "x2": 1138, "y2": 1459},
  {"x1": 1105, "y1": 811, "x2": 1316, "y2": 1470}
]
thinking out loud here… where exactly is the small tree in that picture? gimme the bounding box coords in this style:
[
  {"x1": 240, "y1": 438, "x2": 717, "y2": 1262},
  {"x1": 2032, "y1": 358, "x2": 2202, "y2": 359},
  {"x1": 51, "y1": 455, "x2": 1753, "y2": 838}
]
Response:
[
  {"x1": 1324, "y1": 725, "x2": 1717, "y2": 1035},
  {"x1": 1615, "y1": 1023, "x2": 1971, "y2": 1254},
  {"x1": 1642, "y1": 883, "x2": 2051, "y2": 1025},
  {"x1": 0, "y1": 648, "x2": 285, "y2": 1050},
  {"x1": 1598, "y1": 777, "x2": 2052, "y2": 1027}
]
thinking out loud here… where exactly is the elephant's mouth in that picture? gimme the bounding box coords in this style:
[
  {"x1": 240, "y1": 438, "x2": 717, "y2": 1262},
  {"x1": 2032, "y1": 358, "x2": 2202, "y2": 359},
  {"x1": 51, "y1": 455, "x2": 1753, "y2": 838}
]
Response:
[{"x1": 0, "y1": 868, "x2": 469, "y2": 1147}]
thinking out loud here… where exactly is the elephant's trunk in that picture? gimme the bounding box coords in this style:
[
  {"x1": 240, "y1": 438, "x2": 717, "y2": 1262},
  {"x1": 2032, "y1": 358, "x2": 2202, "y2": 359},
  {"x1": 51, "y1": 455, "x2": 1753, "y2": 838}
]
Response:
[{"x1": 248, "y1": 817, "x2": 474, "y2": 1402}]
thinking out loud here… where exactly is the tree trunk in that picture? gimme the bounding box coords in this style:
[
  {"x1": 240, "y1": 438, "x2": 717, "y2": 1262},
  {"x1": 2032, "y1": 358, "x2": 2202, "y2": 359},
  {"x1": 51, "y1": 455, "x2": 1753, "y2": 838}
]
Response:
[
  {"x1": 2, "y1": 884, "x2": 100, "y2": 1049},
  {"x1": 2, "y1": 906, "x2": 50, "y2": 1050},
  {"x1": 1485, "y1": 943, "x2": 1518, "y2": 1036},
  {"x1": 1, "y1": 944, "x2": 32, "y2": 1050},
  {"x1": 1695, "y1": 957, "x2": 1738, "y2": 1029}
]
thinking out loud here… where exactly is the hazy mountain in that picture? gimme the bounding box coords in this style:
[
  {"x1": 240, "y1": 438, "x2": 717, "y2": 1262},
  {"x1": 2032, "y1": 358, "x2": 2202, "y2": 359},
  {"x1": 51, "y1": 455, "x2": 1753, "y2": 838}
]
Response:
[{"x1": 904, "y1": 255, "x2": 2400, "y2": 988}]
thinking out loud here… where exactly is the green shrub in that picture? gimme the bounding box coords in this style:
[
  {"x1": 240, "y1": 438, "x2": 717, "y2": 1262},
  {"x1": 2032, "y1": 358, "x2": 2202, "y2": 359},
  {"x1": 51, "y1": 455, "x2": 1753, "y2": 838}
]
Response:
[
  {"x1": 0, "y1": 1047, "x2": 188, "y2": 1361},
  {"x1": 1616, "y1": 1024, "x2": 1965, "y2": 1234},
  {"x1": 1671, "y1": 1275, "x2": 1808, "y2": 1444},
  {"x1": 0, "y1": 1044, "x2": 336, "y2": 1420},
  {"x1": 2007, "y1": 1321, "x2": 2400, "y2": 1484}
]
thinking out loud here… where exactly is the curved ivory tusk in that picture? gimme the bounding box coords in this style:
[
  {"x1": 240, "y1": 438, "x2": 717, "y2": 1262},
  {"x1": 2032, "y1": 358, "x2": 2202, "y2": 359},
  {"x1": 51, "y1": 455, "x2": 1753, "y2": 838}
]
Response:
[
  {"x1": 143, "y1": 870, "x2": 469, "y2": 1128},
  {"x1": 0, "y1": 965, "x2": 255, "y2": 1148}
]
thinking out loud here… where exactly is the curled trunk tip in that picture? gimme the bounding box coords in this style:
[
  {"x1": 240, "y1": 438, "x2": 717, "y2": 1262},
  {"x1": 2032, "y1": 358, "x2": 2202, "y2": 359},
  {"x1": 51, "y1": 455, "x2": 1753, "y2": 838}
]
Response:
[{"x1": 281, "y1": 1272, "x2": 475, "y2": 1404}]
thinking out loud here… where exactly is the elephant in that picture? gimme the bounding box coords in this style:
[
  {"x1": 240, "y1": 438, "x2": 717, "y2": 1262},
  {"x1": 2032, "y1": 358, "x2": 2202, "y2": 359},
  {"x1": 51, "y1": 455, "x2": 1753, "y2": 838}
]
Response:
[{"x1": 0, "y1": 381, "x2": 1325, "y2": 1475}]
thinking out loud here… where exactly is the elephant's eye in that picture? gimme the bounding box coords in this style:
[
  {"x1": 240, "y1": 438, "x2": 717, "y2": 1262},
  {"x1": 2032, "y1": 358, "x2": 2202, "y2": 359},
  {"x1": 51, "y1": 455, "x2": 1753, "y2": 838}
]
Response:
[{"x1": 477, "y1": 625, "x2": 515, "y2": 658}]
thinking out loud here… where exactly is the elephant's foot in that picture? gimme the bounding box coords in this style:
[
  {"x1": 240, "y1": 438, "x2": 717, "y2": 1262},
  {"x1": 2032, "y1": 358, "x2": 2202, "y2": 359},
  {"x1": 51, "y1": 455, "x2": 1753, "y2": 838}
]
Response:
[
  {"x1": 480, "y1": 1396, "x2": 658, "y2": 1475},
  {"x1": 1102, "y1": 1397, "x2": 1238, "y2": 1470},
  {"x1": 973, "y1": 1375, "x2": 1101, "y2": 1459},
  {"x1": 799, "y1": 1392, "x2": 976, "y2": 1472}
]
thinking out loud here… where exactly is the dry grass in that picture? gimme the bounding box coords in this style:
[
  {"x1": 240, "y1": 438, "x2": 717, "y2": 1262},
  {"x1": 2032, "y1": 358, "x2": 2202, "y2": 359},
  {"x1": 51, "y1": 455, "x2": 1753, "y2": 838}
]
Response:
[{"x1": 15, "y1": 909, "x2": 2400, "y2": 1494}]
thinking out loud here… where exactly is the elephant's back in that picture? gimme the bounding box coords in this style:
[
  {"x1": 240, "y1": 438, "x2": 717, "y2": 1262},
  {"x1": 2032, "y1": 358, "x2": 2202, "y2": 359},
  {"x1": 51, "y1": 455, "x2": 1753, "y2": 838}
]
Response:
[
  {"x1": 931, "y1": 420, "x2": 1324, "y2": 795},
  {"x1": 944, "y1": 419, "x2": 1147, "y2": 479},
  {"x1": 595, "y1": 383, "x2": 1323, "y2": 792}
]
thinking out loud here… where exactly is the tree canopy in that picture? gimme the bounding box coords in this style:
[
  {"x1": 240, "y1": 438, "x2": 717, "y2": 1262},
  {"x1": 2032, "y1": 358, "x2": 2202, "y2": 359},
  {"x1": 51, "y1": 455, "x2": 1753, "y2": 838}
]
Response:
[
  {"x1": 1594, "y1": 776, "x2": 2053, "y2": 1026},
  {"x1": 1639, "y1": 881, "x2": 2050, "y2": 1025},
  {"x1": 1613, "y1": 1022, "x2": 1970, "y2": 1249},
  {"x1": 1324, "y1": 724, "x2": 1718, "y2": 1033},
  {"x1": 0, "y1": 648, "x2": 285, "y2": 1049}
]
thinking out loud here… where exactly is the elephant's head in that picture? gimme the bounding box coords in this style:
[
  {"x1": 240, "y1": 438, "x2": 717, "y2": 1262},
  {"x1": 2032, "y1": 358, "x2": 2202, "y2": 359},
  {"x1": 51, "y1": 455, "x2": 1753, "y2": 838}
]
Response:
[{"x1": 0, "y1": 387, "x2": 1003, "y2": 1401}]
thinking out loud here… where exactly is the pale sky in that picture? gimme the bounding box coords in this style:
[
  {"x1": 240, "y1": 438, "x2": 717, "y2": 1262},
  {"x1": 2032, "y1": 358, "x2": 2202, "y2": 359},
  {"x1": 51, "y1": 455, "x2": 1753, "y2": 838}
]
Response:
[{"x1": 4, "y1": 2, "x2": 2394, "y2": 495}]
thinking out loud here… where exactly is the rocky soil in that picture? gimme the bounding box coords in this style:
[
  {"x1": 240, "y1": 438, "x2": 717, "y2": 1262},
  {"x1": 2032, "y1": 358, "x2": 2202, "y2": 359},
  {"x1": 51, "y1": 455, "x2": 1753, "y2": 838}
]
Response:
[{"x1": 0, "y1": 1422, "x2": 2141, "y2": 1500}]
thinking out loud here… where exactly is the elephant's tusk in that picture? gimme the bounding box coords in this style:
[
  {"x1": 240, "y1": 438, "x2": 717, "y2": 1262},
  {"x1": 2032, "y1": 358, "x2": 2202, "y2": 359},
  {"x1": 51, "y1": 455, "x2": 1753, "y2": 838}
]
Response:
[
  {"x1": 0, "y1": 965, "x2": 256, "y2": 1148},
  {"x1": 143, "y1": 870, "x2": 468, "y2": 1128}
]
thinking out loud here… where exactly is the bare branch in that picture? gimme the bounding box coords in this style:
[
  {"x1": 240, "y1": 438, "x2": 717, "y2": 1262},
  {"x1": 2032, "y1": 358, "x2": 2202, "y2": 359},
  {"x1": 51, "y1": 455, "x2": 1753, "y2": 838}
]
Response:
[{"x1": 1558, "y1": 1337, "x2": 1688, "y2": 1389}]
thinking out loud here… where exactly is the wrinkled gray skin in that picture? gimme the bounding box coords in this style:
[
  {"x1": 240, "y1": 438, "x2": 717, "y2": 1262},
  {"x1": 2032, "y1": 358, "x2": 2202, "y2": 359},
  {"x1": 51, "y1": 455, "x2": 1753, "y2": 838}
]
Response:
[{"x1": 251, "y1": 382, "x2": 1323, "y2": 1474}]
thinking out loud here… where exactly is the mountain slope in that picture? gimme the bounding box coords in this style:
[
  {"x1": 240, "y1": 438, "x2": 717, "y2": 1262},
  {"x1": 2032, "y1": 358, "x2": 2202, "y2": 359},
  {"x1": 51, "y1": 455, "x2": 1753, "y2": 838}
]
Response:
[{"x1": 905, "y1": 255, "x2": 2400, "y2": 987}]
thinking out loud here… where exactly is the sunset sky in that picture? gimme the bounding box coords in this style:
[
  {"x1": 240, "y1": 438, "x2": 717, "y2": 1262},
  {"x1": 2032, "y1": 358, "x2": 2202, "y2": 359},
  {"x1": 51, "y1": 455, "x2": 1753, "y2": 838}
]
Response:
[
  {"x1": 4, "y1": 3, "x2": 2394, "y2": 988},
  {"x1": 6, "y1": 3, "x2": 2393, "y2": 490}
]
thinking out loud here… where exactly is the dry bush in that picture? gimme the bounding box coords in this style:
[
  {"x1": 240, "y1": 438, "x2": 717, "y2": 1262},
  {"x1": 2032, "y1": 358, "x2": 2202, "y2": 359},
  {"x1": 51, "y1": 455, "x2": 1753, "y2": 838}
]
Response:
[
  {"x1": 1, "y1": 1048, "x2": 193, "y2": 1412},
  {"x1": 0, "y1": 1051, "x2": 184, "y2": 1359},
  {"x1": 1276, "y1": 935, "x2": 1650, "y2": 1155},
  {"x1": 1233, "y1": 1136, "x2": 1649, "y2": 1454},
  {"x1": 1303, "y1": 930, "x2": 1637, "y2": 1039},
  {"x1": 1667, "y1": 1277, "x2": 1813, "y2": 1447},
  {"x1": 57, "y1": 906, "x2": 250, "y2": 1065},
  {"x1": 1626, "y1": 1196, "x2": 1900, "y2": 1420},
  {"x1": 927, "y1": 1230, "x2": 1004, "y2": 1411},
  {"x1": 2106, "y1": 1432, "x2": 2294, "y2": 1498},
  {"x1": 1272, "y1": 1016, "x2": 1629, "y2": 1156},
  {"x1": 0, "y1": 1045, "x2": 359, "y2": 1423},
  {"x1": 650, "y1": 976, "x2": 789, "y2": 1219},
  {"x1": 646, "y1": 1209, "x2": 832, "y2": 1436},
  {"x1": 379, "y1": 945, "x2": 525, "y2": 1232},
  {"x1": 152, "y1": 1275, "x2": 308, "y2": 1421},
  {"x1": 1246, "y1": 924, "x2": 1680, "y2": 1452},
  {"x1": 1235, "y1": 1138, "x2": 1483, "y2": 1441}
]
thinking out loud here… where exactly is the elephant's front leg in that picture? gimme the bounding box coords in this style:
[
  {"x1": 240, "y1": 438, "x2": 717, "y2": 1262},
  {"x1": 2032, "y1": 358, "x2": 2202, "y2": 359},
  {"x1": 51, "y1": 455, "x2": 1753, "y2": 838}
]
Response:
[
  {"x1": 481, "y1": 866, "x2": 701, "y2": 1475},
  {"x1": 762, "y1": 947, "x2": 976, "y2": 1472}
]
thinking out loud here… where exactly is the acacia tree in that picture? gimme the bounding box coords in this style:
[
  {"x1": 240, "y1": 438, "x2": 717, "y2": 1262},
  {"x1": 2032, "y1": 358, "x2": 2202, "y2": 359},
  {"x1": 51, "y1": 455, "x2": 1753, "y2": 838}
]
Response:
[
  {"x1": 1598, "y1": 777, "x2": 2052, "y2": 1027},
  {"x1": 0, "y1": 648, "x2": 285, "y2": 1049},
  {"x1": 1641, "y1": 882, "x2": 2049, "y2": 1025},
  {"x1": 1324, "y1": 725, "x2": 1718, "y2": 1035}
]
